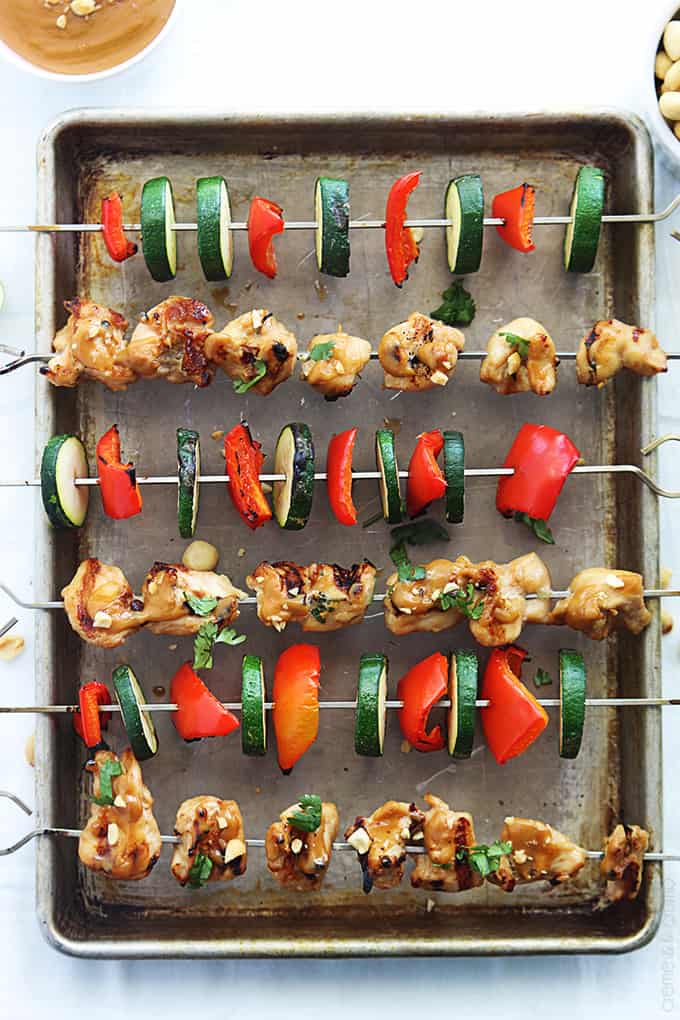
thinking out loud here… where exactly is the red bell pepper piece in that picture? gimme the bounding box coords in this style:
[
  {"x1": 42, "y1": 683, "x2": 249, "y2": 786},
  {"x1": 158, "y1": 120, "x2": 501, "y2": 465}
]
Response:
[
  {"x1": 73, "y1": 681, "x2": 112, "y2": 747},
  {"x1": 397, "y1": 651, "x2": 448, "y2": 752},
  {"x1": 247, "y1": 196, "x2": 284, "y2": 278},
  {"x1": 407, "y1": 429, "x2": 447, "y2": 517},
  {"x1": 385, "y1": 170, "x2": 422, "y2": 286},
  {"x1": 101, "y1": 192, "x2": 138, "y2": 263},
  {"x1": 272, "y1": 644, "x2": 320, "y2": 773},
  {"x1": 492, "y1": 183, "x2": 536, "y2": 253},
  {"x1": 171, "y1": 662, "x2": 240, "y2": 741},
  {"x1": 326, "y1": 428, "x2": 358, "y2": 526},
  {"x1": 96, "y1": 425, "x2": 143, "y2": 520},
  {"x1": 480, "y1": 646, "x2": 548, "y2": 765},
  {"x1": 496, "y1": 423, "x2": 580, "y2": 522},
  {"x1": 224, "y1": 422, "x2": 272, "y2": 530}
]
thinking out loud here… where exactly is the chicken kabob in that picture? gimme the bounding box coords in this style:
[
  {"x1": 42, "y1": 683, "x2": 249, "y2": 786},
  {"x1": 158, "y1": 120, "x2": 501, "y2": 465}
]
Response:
[
  {"x1": 0, "y1": 755, "x2": 669, "y2": 910},
  {"x1": 1, "y1": 294, "x2": 672, "y2": 398},
  {"x1": 14, "y1": 420, "x2": 678, "y2": 546}
]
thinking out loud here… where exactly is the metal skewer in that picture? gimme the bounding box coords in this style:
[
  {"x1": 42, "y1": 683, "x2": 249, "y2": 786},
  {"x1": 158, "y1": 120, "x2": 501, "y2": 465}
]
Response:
[{"x1": 0, "y1": 792, "x2": 676, "y2": 862}]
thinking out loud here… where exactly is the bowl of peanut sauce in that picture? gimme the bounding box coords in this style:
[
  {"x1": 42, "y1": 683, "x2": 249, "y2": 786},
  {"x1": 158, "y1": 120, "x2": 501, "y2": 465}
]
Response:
[{"x1": 0, "y1": 0, "x2": 176, "y2": 81}]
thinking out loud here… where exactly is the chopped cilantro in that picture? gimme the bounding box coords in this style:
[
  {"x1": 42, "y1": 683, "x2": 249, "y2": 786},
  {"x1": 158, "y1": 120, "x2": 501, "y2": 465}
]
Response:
[
  {"x1": 184, "y1": 592, "x2": 219, "y2": 617},
  {"x1": 514, "y1": 511, "x2": 555, "y2": 545},
  {"x1": 430, "y1": 280, "x2": 476, "y2": 326},
  {"x1": 308, "y1": 340, "x2": 336, "y2": 362},
  {"x1": 188, "y1": 852, "x2": 214, "y2": 888},
  {"x1": 500, "y1": 332, "x2": 530, "y2": 359},
  {"x1": 92, "y1": 759, "x2": 124, "y2": 806},
  {"x1": 456, "y1": 840, "x2": 512, "y2": 878},
  {"x1": 439, "y1": 582, "x2": 485, "y2": 620},
  {"x1": 534, "y1": 668, "x2": 553, "y2": 688},
  {"x1": 390, "y1": 541, "x2": 426, "y2": 582},
  {"x1": 233, "y1": 358, "x2": 267, "y2": 394},
  {"x1": 287, "y1": 794, "x2": 323, "y2": 833},
  {"x1": 193, "y1": 622, "x2": 246, "y2": 670}
]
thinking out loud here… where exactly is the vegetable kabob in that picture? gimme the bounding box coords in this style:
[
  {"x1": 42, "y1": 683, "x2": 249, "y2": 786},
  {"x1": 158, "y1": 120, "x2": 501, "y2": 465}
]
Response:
[
  {"x1": 0, "y1": 762, "x2": 661, "y2": 908},
  {"x1": 33, "y1": 421, "x2": 678, "y2": 543}
]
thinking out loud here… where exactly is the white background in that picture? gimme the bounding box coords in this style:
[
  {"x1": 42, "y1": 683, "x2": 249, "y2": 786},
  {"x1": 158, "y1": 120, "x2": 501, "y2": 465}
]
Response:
[{"x1": 0, "y1": 1, "x2": 679, "y2": 1016}]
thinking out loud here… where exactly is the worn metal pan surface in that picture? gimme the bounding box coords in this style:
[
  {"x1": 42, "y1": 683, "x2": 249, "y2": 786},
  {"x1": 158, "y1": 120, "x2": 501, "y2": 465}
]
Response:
[{"x1": 33, "y1": 110, "x2": 660, "y2": 957}]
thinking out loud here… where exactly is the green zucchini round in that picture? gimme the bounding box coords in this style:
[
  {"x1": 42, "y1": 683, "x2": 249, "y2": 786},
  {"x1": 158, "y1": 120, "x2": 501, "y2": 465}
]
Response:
[
  {"x1": 112, "y1": 663, "x2": 159, "y2": 761},
  {"x1": 355, "y1": 652, "x2": 388, "y2": 756},
  {"x1": 241, "y1": 654, "x2": 267, "y2": 756},
  {"x1": 443, "y1": 430, "x2": 465, "y2": 524},
  {"x1": 315, "y1": 177, "x2": 350, "y2": 277},
  {"x1": 40, "y1": 434, "x2": 89, "y2": 530},
  {"x1": 559, "y1": 649, "x2": 587, "y2": 758},
  {"x1": 141, "y1": 176, "x2": 177, "y2": 282},
  {"x1": 197, "y1": 176, "x2": 234, "y2": 281},
  {"x1": 563, "y1": 166, "x2": 606, "y2": 273},
  {"x1": 273, "y1": 423, "x2": 315, "y2": 530},
  {"x1": 447, "y1": 650, "x2": 478, "y2": 758},
  {"x1": 445, "y1": 174, "x2": 484, "y2": 274},
  {"x1": 177, "y1": 427, "x2": 201, "y2": 539},
  {"x1": 375, "y1": 428, "x2": 403, "y2": 524}
]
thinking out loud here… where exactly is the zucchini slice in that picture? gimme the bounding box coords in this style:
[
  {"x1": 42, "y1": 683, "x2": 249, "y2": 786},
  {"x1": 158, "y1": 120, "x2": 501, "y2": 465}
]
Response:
[
  {"x1": 40, "y1": 434, "x2": 89, "y2": 529},
  {"x1": 272, "y1": 423, "x2": 315, "y2": 530},
  {"x1": 177, "y1": 427, "x2": 201, "y2": 539},
  {"x1": 141, "y1": 176, "x2": 177, "y2": 282},
  {"x1": 197, "y1": 176, "x2": 233, "y2": 281},
  {"x1": 563, "y1": 166, "x2": 606, "y2": 273},
  {"x1": 112, "y1": 663, "x2": 159, "y2": 761},
  {"x1": 447, "y1": 650, "x2": 478, "y2": 758},
  {"x1": 355, "y1": 652, "x2": 388, "y2": 756},
  {"x1": 559, "y1": 649, "x2": 586, "y2": 759},
  {"x1": 445, "y1": 174, "x2": 484, "y2": 274},
  {"x1": 315, "y1": 177, "x2": 350, "y2": 278},
  {"x1": 443, "y1": 430, "x2": 465, "y2": 524},
  {"x1": 375, "y1": 428, "x2": 403, "y2": 524},
  {"x1": 241, "y1": 654, "x2": 267, "y2": 756}
]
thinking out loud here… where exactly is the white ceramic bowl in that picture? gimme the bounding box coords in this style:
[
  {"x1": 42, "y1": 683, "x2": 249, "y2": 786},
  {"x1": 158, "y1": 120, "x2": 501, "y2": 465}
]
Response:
[
  {"x1": 648, "y1": 2, "x2": 680, "y2": 173},
  {"x1": 0, "y1": 2, "x2": 177, "y2": 83}
]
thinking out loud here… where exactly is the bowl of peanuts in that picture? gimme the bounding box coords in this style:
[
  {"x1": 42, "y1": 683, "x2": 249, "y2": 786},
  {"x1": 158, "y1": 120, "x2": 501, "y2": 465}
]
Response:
[
  {"x1": 651, "y1": 7, "x2": 680, "y2": 170},
  {"x1": 0, "y1": 0, "x2": 177, "y2": 82}
]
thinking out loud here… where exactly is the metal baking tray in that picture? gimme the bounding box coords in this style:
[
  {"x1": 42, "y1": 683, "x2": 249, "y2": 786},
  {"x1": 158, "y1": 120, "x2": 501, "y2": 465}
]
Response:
[{"x1": 33, "y1": 110, "x2": 661, "y2": 957}]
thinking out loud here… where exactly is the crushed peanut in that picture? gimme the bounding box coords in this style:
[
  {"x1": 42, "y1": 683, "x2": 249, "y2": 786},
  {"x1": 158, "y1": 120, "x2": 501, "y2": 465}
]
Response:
[
  {"x1": 661, "y1": 566, "x2": 673, "y2": 589},
  {"x1": 56, "y1": 14, "x2": 67, "y2": 28},
  {"x1": 70, "y1": 0, "x2": 97, "y2": 15},
  {"x1": 662, "y1": 610, "x2": 674, "y2": 635},
  {"x1": 0, "y1": 635, "x2": 25, "y2": 661},
  {"x1": 107, "y1": 822, "x2": 119, "y2": 846},
  {"x1": 25, "y1": 732, "x2": 35, "y2": 768}
]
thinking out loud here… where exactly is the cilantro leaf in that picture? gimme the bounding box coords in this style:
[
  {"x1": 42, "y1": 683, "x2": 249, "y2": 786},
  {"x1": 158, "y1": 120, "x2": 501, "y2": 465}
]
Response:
[
  {"x1": 184, "y1": 592, "x2": 219, "y2": 617},
  {"x1": 233, "y1": 358, "x2": 267, "y2": 394},
  {"x1": 514, "y1": 511, "x2": 555, "y2": 545},
  {"x1": 390, "y1": 541, "x2": 426, "y2": 582},
  {"x1": 287, "y1": 794, "x2": 323, "y2": 833},
  {"x1": 92, "y1": 759, "x2": 124, "y2": 806},
  {"x1": 215, "y1": 627, "x2": 247, "y2": 647},
  {"x1": 430, "y1": 280, "x2": 476, "y2": 326},
  {"x1": 390, "y1": 518, "x2": 449, "y2": 548},
  {"x1": 500, "y1": 332, "x2": 530, "y2": 359},
  {"x1": 309, "y1": 593, "x2": 337, "y2": 624},
  {"x1": 457, "y1": 840, "x2": 512, "y2": 877},
  {"x1": 534, "y1": 667, "x2": 553, "y2": 688},
  {"x1": 439, "y1": 582, "x2": 485, "y2": 620},
  {"x1": 188, "y1": 852, "x2": 214, "y2": 888},
  {"x1": 308, "y1": 340, "x2": 336, "y2": 362},
  {"x1": 194, "y1": 622, "x2": 246, "y2": 669}
]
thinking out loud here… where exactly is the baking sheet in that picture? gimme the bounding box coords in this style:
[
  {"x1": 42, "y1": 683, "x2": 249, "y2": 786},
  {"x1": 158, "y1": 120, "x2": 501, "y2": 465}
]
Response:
[{"x1": 33, "y1": 110, "x2": 661, "y2": 956}]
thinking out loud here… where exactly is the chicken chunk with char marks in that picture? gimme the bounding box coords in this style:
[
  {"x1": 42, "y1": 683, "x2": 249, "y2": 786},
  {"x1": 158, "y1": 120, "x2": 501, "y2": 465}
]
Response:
[
  {"x1": 410, "y1": 794, "x2": 484, "y2": 893},
  {"x1": 549, "y1": 568, "x2": 651, "y2": 641},
  {"x1": 78, "y1": 748, "x2": 161, "y2": 881},
  {"x1": 246, "y1": 560, "x2": 377, "y2": 632},
  {"x1": 598, "y1": 823, "x2": 649, "y2": 906},
  {"x1": 265, "y1": 801, "x2": 339, "y2": 892},
  {"x1": 576, "y1": 319, "x2": 667, "y2": 386},
  {"x1": 378, "y1": 313, "x2": 464, "y2": 391},
  {"x1": 140, "y1": 562, "x2": 245, "y2": 636},
  {"x1": 61, "y1": 558, "x2": 145, "y2": 649},
  {"x1": 205, "y1": 309, "x2": 297, "y2": 395},
  {"x1": 125, "y1": 296, "x2": 215, "y2": 387},
  {"x1": 171, "y1": 796, "x2": 246, "y2": 886},
  {"x1": 45, "y1": 299, "x2": 134, "y2": 391},
  {"x1": 383, "y1": 552, "x2": 552, "y2": 646},
  {"x1": 480, "y1": 317, "x2": 558, "y2": 396},
  {"x1": 488, "y1": 817, "x2": 587, "y2": 892},
  {"x1": 345, "y1": 801, "x2": 425, "y2": 892},
  {"x1": 301, "y1": 330, "x2": 372, "y2": 400}
]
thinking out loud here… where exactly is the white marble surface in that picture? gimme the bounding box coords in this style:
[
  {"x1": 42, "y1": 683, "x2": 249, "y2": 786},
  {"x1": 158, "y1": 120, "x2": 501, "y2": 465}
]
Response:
[{"x1": 0, "y1": 0, "x2": 679, "y2": 1016}]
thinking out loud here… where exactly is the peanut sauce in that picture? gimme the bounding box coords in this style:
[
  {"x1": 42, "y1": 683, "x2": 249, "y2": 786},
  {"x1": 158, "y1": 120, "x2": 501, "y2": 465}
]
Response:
[{"x1": 0, "y1": 0, "x2": 175, "y2": 76}]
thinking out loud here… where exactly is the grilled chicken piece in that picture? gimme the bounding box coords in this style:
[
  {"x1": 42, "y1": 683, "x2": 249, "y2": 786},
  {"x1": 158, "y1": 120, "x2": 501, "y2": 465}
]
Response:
[
  {"x1": 246, "y1": 560, "x2": 377, "y2": 632},
  {"x1": 378, "y1": 313, "x2": 464, "y2": 391},
  {"x1": 410, "y1": 794, "x2": 484, "y2": 893},
  {"x1": 205, "y1": 309, "x2": 297, "y2": 395},
  {"x1": 480, "y1": 317, "x2": 558, "y2": 396},
  {"x1": 576, "y1": 319, "x2": 668, "y2": 387},
  {"x1": 345, "y1": 801, "x2": 425, "y2": 892},
  {"x1": 599, "y1": 823, "x2": 649, "y2": 906},
  {"x1": 44, "y1": 299, "x2": 134, "y2": 391},
  {"x1": 384, "y1": 553, "x2": 552, "y2": 646},
  {"x1": 125, "y1": 296, "x2": 215, "y2": 387},
  {"x1": 265, "y1": 801, "x2": 339, "y2": 892},
  {"x1": 549, "y1": 568, "x2": 651, "y2": 641},
  {"x1": 78, "y1": 748, "x2": 161, "y2": 881},
  {"x1": 140, "y1": 562, "x2": 245, "y2": 636},
  {"x1": 301, "y1": 330, "x2": 372, "y2": 400},
  {"x1": 488, "y1": 817, "x2": 587, "y2": 892},
  {"x1": 171, "y1": 796, "x2": 246, "y2": 886},
  {"x1": 61, "y1": 558, "x2": 145, "y2": 649}
]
